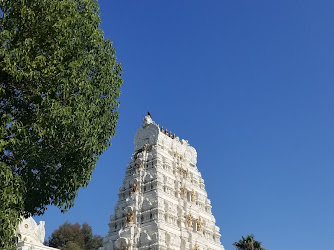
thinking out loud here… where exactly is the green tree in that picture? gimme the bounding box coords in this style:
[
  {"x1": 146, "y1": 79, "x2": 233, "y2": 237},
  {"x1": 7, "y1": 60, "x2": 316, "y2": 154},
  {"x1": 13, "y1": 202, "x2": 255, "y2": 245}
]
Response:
[
  {"x1": 233, "y1": 234, "x2": 266, "y2": 250},
  {"x1": 0, "y1": 162, "x2": 24, "y2": 249},
  {"x1": 0, "y1": 0, "x2": 122, "y2": 247},
  {"x1": 47, "y1": 222, "x2": 103, "y2": 250}
]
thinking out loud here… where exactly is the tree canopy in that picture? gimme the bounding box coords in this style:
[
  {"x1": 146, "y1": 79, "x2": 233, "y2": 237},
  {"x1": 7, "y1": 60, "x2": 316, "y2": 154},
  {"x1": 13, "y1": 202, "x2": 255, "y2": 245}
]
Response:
[
  {"x1": 0, "y1": 0, "x2": 122, "y2": 247},
  {"x1": 233, "y1": 234, "x2": 266, "y2": 250},
  {"x1": 47, "y1": 222, "x2": 103, "y2": 250}
]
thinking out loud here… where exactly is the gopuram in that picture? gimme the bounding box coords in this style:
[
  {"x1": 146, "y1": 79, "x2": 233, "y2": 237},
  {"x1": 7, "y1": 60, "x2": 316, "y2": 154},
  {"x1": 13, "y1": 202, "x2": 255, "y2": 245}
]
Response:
[{"x1": 102, "y1": 115, "x2": 225, "y2": 250}]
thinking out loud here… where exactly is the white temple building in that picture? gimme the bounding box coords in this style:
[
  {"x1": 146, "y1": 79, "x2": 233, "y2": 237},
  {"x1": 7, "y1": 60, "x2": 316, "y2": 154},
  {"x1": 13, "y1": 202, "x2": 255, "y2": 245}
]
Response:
[
  {"x1": 17, "y1": 217, "x2": 58, "y2": 250},
  {"x1": 102, "y1": 115, "x2": 225, "y2": 250}
]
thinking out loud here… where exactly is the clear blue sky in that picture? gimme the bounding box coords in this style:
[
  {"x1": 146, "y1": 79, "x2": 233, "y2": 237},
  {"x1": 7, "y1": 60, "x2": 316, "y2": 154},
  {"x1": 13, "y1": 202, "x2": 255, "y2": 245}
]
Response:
[{"x1": 36, "y1": 1, "x2": 334, "y2": 249}]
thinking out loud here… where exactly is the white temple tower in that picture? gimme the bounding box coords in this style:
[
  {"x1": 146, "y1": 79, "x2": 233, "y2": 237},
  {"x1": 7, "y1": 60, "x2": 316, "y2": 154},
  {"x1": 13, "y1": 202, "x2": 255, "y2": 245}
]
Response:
[{"x1": 102, "y1": 115, "x2": 225, "y2": 250}]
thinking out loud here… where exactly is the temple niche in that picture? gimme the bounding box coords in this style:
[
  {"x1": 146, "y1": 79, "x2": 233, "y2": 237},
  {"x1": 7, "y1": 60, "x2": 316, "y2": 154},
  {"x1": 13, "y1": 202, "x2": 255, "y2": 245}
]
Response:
[{"x1": 102, "y1": 115, "x2": 225, "y2": 250}]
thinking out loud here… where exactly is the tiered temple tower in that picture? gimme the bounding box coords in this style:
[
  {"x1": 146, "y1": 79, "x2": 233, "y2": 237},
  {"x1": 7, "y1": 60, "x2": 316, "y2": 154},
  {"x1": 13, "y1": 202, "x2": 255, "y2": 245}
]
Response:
[{"x1": 102, "y1": 115, "x2": 225, "y2": 250}]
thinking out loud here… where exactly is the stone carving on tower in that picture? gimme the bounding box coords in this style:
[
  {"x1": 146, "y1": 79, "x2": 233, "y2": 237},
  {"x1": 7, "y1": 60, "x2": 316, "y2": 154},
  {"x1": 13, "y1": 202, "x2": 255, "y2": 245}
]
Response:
[{"x1": 102, "y1": 115, "x2": 225, "y2": 250}]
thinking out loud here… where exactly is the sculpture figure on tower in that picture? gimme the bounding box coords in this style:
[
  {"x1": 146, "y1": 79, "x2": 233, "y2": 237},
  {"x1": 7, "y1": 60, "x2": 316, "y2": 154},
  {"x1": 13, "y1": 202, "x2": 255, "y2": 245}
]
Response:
[
  {"x1": 196, "y1": 217, "x2": 202, "y2": 231},
  {"x1": 187, "y1": 213, "x2": 193, "y2": 227}
]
